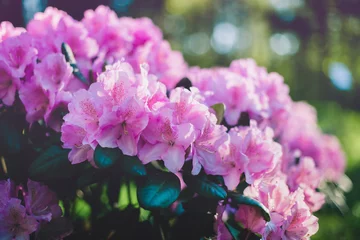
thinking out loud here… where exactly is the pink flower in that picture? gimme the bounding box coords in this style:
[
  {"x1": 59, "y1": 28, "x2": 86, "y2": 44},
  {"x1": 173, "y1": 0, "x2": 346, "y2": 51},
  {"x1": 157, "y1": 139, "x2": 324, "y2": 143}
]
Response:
[
  {"x1": 33, "y1": 53, "x2": 72, "y2": 93},
  {"x1": 287, "y1": 157, "x2": 322, "y2": 191},
  {"x1": 192, "y1": 120, "x2": 230, "y2": 176},
  {"x1": 19, "y1": 80, "x2": 49, "y2": 124},
  {"x1": 24, "y1": 180, "x2": 62, "y2": 222},
  {"x1": 97, "y1": 96, "x2": 149, "y2": 156},
  {"x1": 44, "y1": 91, "x2": 72, "y2": 132},
  {"x1": 82, "y1": 5, "x2": 132, "y2": 59},
  {"x1": 0, "y1": 180, "x2": 16, "y2": 209},
  {"x1": 224, "y1": 121, "x2": 281, "y2": 189},
  {"x1": 0, "y1": 198, "x2": 38, "y2": 240},
  {"x1": 318, "y1": 135, "x2": 346, "y2": 182},
  {"x1": 28, "y1": 7, "x2": 98, "y2": 59},
  {"x1": 281, "y1": 201, "x2": 319, "y2": 240},
  {"x1": 130, "y1": 41, "x2": 188, "y2": 89},
  {"x1": 0, "y1": 21, "x2": 25, "y2": 42},
  {"x1": 0, "y1": 60, "x2": 20, "y2": 106},
  {"x1": 235, "y1": 205, "x2": 266, "y2": 234},
  {"x1": 65, "y1": 82, "x2": 110, "y2": 132},
  {"x1": 61, "y1": 123, "x2": 94, "y2": 164},
  {"x1": 0, "y1": 33, "x2": 37, "y2": 78},
  {"x1": 138, "y1": 107, "x2": 196, "y2": 172},
  {"x1": 188, "y1": 67, "x2": 263, "y2": 125}
]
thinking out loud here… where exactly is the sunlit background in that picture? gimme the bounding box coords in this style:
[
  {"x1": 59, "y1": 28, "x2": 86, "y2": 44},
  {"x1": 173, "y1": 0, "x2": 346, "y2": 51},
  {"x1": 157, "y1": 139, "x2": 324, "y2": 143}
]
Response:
[{"x1": 2, "y1": 0, "x2": 360, "y2": 238}]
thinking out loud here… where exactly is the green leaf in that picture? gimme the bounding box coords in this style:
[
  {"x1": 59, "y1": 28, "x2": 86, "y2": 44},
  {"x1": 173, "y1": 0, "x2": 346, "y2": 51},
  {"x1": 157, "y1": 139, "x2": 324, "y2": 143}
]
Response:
[
  {"x1": 183, "y1": 173, "x2": 227, "y2": 200},
  {"x1": 175, "y1": 77, "x2": 192, "y2": 90},
  {"x1": 229, "y1": 193, "x2": 271, "y2": 222},
  {"x1": 61, "y1": 42, "x2": 88, "y2": 85},
  {"x1": 116, "y1": 154, "x2": 147, "y2": 176},
  {"x1": 36, "y1": 217, "x2": 73, "y2": 240},
  {"x1": 0, "y1": 113, "x2": 26, "y2": 155},
  {"x1": 224, "y1": 220, "x2": 241, "y2": 240},
  {"x1": 28, "y1": 146, "x2": 80, "y2": 181},
  {"x1": 137, "y1": 171, "x2": 181, "y2": 210},
  {"x1": 94, "y1": 146, "x2": 122, "y2": 168},
  {"x1": 76, "y1": 168, "x2": 108, "y2": 188},
  {"x1": 211, "y1": 103, "x2": 225, "y2": 125}
]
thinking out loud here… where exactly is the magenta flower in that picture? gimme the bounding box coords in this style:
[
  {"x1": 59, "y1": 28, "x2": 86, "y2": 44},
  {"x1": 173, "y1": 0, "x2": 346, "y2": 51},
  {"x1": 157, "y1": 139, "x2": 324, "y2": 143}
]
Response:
[
  {"x1": 0, "y1": 33, "x2": 37, "y2": 78},
  {"x1": 24, "y1": 180, "x2": 62, "y2": 222},
  {"x1": 19, "y1": 80, "x2": 49, "y2": 124},
  {"x1": 0, "y1": 199, "x2": 38, "y2": 240},
  {"x1": 0, "y1": 60, "x2": 20, "y2": 106},
  {"x1": 192, "y1": 120, "x2": 230, "y2": 176},
  {"x1": 224, "y1": 121, "x2": 281, "y2": 189},
  {"x1": 0, "y1": 21, "x2": 25, "y2": 42},
  {"x1": 33, "y1": 53, "x2": 72, "y2": 93},
  {"x1": 97, "y1": 96, "x2": 149, "y2": 156},
  {"x1": 235, "y1": 204, "x2": 266, "y2": 235},
  {"x1": 139, "y1": 107, "x2": 196, "y2": 172}
]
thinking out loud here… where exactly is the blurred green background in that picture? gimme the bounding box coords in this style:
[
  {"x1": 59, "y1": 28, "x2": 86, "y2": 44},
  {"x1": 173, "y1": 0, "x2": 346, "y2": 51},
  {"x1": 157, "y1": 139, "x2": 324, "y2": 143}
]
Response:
[{"x1": 2, "y1": 0, "x2": 360, "y2": 238}]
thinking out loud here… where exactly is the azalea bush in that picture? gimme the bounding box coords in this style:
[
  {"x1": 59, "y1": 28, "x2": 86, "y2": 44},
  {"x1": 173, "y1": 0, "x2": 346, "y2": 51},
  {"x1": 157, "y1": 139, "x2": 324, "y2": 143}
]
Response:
[{"x1": 0, "y1": 5, "x2": 347, "y2": 240}]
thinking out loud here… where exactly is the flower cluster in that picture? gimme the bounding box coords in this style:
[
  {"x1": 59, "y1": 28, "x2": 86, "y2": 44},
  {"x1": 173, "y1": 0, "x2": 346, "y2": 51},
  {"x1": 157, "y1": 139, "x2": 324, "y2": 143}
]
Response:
[
  {"x1": 0, "y1": 179, "x2": 62, "y2": 239},
  {"x1": 0, "y1": 5, "x2": 347, "y2": 240}
]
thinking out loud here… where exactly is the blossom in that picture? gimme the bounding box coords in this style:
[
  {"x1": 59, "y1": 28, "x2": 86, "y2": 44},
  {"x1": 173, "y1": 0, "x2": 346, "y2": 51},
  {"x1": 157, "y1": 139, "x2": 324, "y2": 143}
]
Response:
[
  {"x1": 130, "y1": 41, "x2": 188, "y2": 89},
  {"x1": 235, "y1": 205, "x2": 266, "y2": 234},
  {"x1": 318, "y1": 135, "x2": 346, "y2": 182},
  {"x1": 24, "y1": 180, "x2": 62, "y2": 222},
  {"x1": 0, "y1": 21, "x2": 25, "y2": 42},
  {"x1": 138, "y1": 106, "x2": 196, "y2": 172},
  {"x1": 224, "y1": 121, "x2": 282, "y2": 189},
  {"x1": 0, "y1": 59, "x2": 20, "y2": 106},
  {"x1": 33, "y1": 53, "x2": 72, "y2": 93},
  {"x1": 28, "y1": 7, "x2": 98, "y2": 59},
  {"x1": 0, "y1": 199, "x2": 38, "y2": 240},
  {"x1": 192, "y1": 120, "x2": 230, "y2": 176},
  {"x1": 188, "y1": 67, "x2": 263, "y2": 125},
  {"x1": 0, "y1": 33, "x2": 37, "y2": 78},
  {"x1": 19, "y1": 80, "x2": 49, "y2": 124},
  {"x1": 96, "y1": 96, "x2": 149, "y2": 156}
]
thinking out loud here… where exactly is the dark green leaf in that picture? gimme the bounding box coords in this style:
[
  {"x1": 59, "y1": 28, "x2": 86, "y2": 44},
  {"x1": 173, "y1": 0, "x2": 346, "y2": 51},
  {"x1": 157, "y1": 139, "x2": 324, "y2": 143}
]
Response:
[
  {"x1": 61, "y1": 42, "x2": 88, "y2": 85},
  {"x1": 175, "y1": 77, "x2": 192, "y2": 90},
  {"x1": 229, "y1": 193, "x2": 271, "y2": 221},
  {"x1": 76, "y1": 168, "x2": 108, "y2": 188},
  {"x1": 0, "y1": 113, "x2": 26, "y2": 155},
  {"x1": 115, "y1": 154, "x2": 147, "y2": 176},
  {"x1": 137, "y1": 171, "x2": 181, "y2": 210},
  {"x1": 94, "y1": 146, "x2": 122, "y2": 168},
  {"x1": 183, "y1": 173, "x2": 227, "y2": 200},
  {"x1": 28, "y1": 146, "x2": 80, "y2": 181},
  {"x1": 224, "y1": 220, "x2": 241, "y2": 240},
  {"x1": 211, "y1": 103, "x2": 225, "y2": 125},
  {"x1": 36, "y1": 217, "x2": 73, "y2": 240}
]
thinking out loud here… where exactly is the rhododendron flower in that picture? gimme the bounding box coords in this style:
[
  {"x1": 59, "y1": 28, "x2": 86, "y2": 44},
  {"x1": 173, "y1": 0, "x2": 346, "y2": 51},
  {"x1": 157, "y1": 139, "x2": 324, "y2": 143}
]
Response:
[
  {"x1": 33, "y1": 53, "x2": 72, "y2": 93},
  {"x1": 130, "y1": 41, "x2": 188, "y2": 89},
  {"x1": 97, "y1": 96, "x2": 149, "y2": 156},
  {"x1": 318, "y1": 135, "x2": 346, "y2": 182},
  {"x1": 28, "y1": 7, "x2": 98, "y2": 59},
  {"x1": 19, "y1": 80, "x2": 49, "y2": 124},
  {"x1": 24, "y1": 180, "x2": 62, "y2": 222},
  {"x1": 281, "y1": 201, "x2": 319, "y2": 240},
  {"x1": 235, "y1": 205, "x2": 266, "y2": 234},
  {"x1": 0, "y1": 59, "x2": 20, "y2": 106},
  {"x1": 139, "y1": 107, "x2": 196, "y2": 172},
  {"x1": 0, "y1": 33, "x2": 37, "y2": 78},
  {"x1": 188, "y1": 67, "x2": 263, "y2": 125},
  {"x1": 192, "y1": 120, "x2": 230, "y2": 176},
  {"x1": 0, "y1": 21, "x2": 25, "y2": 42},
  {"x1": 0, "y1": 199, "x2": 38, "y2": 240},
  {"x1": 224, "y1": 121, "x2": 281, "y2": 189}
]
